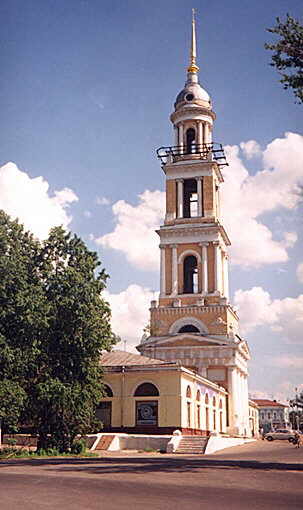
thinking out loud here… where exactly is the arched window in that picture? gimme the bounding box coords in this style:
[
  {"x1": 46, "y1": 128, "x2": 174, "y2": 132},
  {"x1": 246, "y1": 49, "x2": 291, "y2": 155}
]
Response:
[
  {"x1": 205, "y1": 393, "x2": 209, "y2": 405},
  {"x1": 186, "y1": 385, "x2": 192, "y2": 398},
  {"x1": 196, "y1": 390, "x2": 201, "y2": 401},
  {"x1": 134, "y1": 383, "x2": 159, "y2": 397},
  {"x1": 103, "y1": 384, "x2": 113, "y2": 397},
  {"x1": 183, "y1": 255, "x2": 198, "y2": 294},
  {"x1": 219, "y1": 400, "x2": 223, "y2": 409},
  {"x1": 183, "y1": 179, "x2": 198, "y2": 217},
  {"x1": 213, "y1": 396, "x2": 216, "y2": 407},
  {"x1": 186, "y1": 128, "x2": 196, "y2": 154},
  {"x1": 178, "y1": 324, "x2": 199, "y2": 333}
]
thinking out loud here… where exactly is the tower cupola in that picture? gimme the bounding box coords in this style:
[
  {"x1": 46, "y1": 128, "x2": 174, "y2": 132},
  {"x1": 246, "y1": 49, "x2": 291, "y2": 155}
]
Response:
[{"x1": 175, "y1": 9, "x2": 211, "y2": 110}]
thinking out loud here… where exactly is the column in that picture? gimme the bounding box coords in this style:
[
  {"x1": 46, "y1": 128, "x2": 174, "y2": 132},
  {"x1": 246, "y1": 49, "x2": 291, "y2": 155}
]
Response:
[
  {"x1": 177, "y1": 179, "x2": 184, "y2": 218},
  {"x1": 204, "y1": 123, "x2": 209, "y2": 145},
  {"x1": 200, "y1": 243, "x2": 208, "y2": 295},
  {"x1": 214, "y1": 243, "x2": 221, "y2": 294},
  {"x1": 228, "y1": 367, "x2": 239, "y2": 434},
  {"x1": 208, "y1": 124, "x2": 212, "y2": 143},
  {"x1": 243, "y1": 374, "x2": 250, "y2": 434},
  {"x1": 171, "y1": 244, "x2": 178, "y2": 296},
  {"x1": 196, "y1": 177, "x2": 203, "y2": 216},
  {"x1": 197, "y1": 121, "x2": 203, "y2": 149},
  {"x1": 159, "y1": 245, "x2": 166, "y2": 296},
  {"x1": 223, "y1": 253, "x2": 229, "y2": 301},
  {"x1": 238, "y1": 372, "x2": 244, "y2": 433},
  {"x1": 174, "y1": 126, "x2": 179, "y2": 146},
  {"x1": 178, "y1": 123, "x2": 184, "y2": 153}
]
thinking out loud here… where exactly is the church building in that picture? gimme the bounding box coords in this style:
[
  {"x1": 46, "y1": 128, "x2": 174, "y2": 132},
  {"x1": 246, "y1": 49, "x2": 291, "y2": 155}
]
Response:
[{"x1": 100, "y1": 13, "x2": 258, "y2": 439}]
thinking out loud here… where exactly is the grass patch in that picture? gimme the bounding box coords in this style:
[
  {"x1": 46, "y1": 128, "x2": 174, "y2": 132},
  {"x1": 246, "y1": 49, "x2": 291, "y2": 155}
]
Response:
[{"x1": 0, "y1": 447, "x2": 97, "y2": 460}]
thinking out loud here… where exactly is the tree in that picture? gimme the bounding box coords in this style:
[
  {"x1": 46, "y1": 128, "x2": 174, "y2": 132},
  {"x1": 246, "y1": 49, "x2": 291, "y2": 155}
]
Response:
[
  {"x1": 265, "y1": 14, "x2": 303, "y2": 104},
  {"x1": 0, "y1": 211, "x2": 116, "y2": 451}
]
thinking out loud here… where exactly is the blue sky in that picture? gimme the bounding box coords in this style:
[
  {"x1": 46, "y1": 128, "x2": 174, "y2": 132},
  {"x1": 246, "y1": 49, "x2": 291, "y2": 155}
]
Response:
[{"x1": 0, "y1": 0, "x2": 302, "y2": 401}]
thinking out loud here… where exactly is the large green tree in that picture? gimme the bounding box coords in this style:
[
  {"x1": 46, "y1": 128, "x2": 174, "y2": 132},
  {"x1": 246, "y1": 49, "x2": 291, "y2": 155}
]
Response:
[
  {"x1": 0, "y1": 211, "x2": 116, "y2": 451},
  {"x1": 265, "y1": 14, "x2": 303, "y2": 104}
]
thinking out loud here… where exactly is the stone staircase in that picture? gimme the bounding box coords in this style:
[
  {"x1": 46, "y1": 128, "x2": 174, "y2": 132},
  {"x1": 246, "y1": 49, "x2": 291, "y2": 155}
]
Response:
[{"x1": 175, "y1": 435, "x2": 208, "y2": 454}]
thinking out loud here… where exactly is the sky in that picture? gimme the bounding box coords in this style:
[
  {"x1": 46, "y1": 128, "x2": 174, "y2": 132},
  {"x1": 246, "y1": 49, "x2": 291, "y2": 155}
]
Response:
[{"x1": 0, "y1": 0, "x2": 302, "y2": 402}]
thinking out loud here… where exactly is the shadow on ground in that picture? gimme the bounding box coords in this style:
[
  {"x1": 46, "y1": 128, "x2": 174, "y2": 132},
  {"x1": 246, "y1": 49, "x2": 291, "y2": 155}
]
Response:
[{"x1": 1, "y1": 456, "x2": 302, "y2": 474}]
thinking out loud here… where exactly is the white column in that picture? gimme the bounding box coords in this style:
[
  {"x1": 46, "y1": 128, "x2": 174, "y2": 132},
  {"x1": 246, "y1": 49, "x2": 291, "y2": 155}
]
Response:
[
  {"x1": 197, "y1": 177, "x2": 203, "y2": 216},
  {"x1": 177, "y1": 179, "x2": 184, "y2": 218},
  {"x1": 223, "y1": 253, "x2": 229, "y2": 301},
  {"x1": 160, "y1": 245, "x2": 166, "y2": 296},
  {"x1": 178, "y1": 123, "x2": 184, "y2": 152},
  {"x1": 202, "y1": 122, "x2": 205, "y2": 144},
  {"x1": 171, "y1": 244, "x2": 178, "y2": 296},
  {"x1": 228, "y1": 367, "x2": 239, "y2": 434},
  {"x1": 238, "y1": 372, "x2": 244, "y2": 433},
  {"x1": 197, "y1": 121, "x2": 203, "y2": 148},
  {"x1": 204, "y1": 123, "x2": 209, "y2": 144},
  {"x1": 201, "y1": 243, "x2": 208, "y2": 295},
  {"x1": 174, "y1": 126, "x2": 178, "y2": 146},
  {"x1": 243, "y1": 374, "x2": 250, "y2": 434},
  {"x1": 214, "y1": 243, "x2": 221, "y2": 294},
  {"x1": 208, "y1": 124, "x2": 212, "y2": 143}
]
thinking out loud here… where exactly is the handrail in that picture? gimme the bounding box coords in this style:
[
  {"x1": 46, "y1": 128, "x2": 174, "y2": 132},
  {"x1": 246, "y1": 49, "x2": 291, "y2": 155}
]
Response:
[{"x1": 156, "y1": 142, "x2": 228, "y2": 167}]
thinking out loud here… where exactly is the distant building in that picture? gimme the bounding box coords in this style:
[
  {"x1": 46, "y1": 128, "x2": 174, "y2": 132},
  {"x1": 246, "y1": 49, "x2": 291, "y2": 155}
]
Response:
[{"x1": 252, "y1": 399, "x2": 290, "y2": 432}]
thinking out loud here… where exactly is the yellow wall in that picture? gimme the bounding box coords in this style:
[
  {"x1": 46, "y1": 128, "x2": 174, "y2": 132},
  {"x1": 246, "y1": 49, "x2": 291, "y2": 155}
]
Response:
[{"x1": 101, "y1": 368, "x2": 227, "y2": 433}]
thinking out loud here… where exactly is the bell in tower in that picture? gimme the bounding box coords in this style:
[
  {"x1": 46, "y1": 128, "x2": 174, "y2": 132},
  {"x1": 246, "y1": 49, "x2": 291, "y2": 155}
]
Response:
[{"x1": 137, "y1": 11, "x2": 250, "y2": 436}]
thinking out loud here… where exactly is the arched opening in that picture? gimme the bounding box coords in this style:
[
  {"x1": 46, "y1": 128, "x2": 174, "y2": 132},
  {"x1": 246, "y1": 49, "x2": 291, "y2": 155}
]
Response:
[
  {"x1": 205, "y1": 393, "x2": 209, "y2": 405},
  {"x1": 178, "y1": 324, "x2": 199, "y2": 333},
  {"x1": 183, "y1": 255, "x2": 198, "y2": 294},
  {"x1": 196, "y1": 390, "x2": 201, "y2": 402},
  {"x1": 186, "y1": 128, "x2": 196, "y2": 154},
  {"x1": 183, "y1": 179, "x2": 198, "y2": 217},
  {"x1": 213, "y1": 396, "x2": 216, "y2": 407},
  {"x1": 186, "y1": 385, "x2": 192, "y2": 398},
  {"x1": 134, "y1": 382, "x2": 159, "y2": 397},
  {"x1": 103, "y1": 384, "x2": 113, "y2": 397}
]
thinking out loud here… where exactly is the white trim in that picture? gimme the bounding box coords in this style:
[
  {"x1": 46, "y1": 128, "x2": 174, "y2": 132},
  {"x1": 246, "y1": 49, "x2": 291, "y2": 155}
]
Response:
[
  {"x1": 169, "y1": 316, "x2": 209, "y2": 335},
  {"x1": 178, "y1": 249, "x2": 201, "y2": 264}
]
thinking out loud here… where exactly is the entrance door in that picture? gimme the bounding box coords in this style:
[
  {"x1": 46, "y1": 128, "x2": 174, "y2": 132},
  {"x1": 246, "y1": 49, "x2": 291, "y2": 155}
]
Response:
[{"x1": 96, "y1": 402, "x2": 112, "y2": 428}]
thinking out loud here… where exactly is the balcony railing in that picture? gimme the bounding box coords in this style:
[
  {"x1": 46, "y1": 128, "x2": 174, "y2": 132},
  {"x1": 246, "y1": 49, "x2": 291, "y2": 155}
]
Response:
[{"x1": 156, "y1": 143, "x2": 228, "y2": 167}]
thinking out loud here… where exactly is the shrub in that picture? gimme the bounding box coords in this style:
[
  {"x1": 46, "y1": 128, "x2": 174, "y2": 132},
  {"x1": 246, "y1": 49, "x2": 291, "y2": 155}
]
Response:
[{"x1": 71, "y1": 439, "x2": 86, "y2": 455}]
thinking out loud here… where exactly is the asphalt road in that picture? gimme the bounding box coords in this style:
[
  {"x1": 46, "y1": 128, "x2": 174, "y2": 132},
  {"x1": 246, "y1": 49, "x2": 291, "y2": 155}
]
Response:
[{"x1": 0, "y1": 441, "x2": 302, "y2": 510}]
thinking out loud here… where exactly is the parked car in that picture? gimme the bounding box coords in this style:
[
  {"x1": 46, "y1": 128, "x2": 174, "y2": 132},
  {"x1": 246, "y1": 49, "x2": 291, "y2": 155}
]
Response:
[{"x1": 264, "y1": 429, "x2": 296, "y2": 442}]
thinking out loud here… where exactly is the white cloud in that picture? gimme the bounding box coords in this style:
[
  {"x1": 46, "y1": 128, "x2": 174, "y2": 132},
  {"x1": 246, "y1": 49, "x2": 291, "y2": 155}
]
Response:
[
  {"x1": 0, "y1": 162, "x2": 78, "y2": 239},
  {"x1": 234, "y1": 286, "x2": 277, "y2": 332},
  {"x1": 282, "y1": 231, "x2": 298, "y2": 248},
  {"x1": 221, "y1": 132, "x2": 303, "y2": 267},
  {"x1": 104, "y1": 284, "x2": 156, "y2": 351},
  {"x1": 97, "y1": 190, "x2": 164, "y2": 271},
  {"x1": 297, "y1": 262, "x2": 303, "y2": 284},
  {"x1": 240, "y1": 140, "x2": 261, "y2": 159},
  {"x1": 97, "y1": 133, "x2": 302, "y2": 271},
  {"x1": 271, "y1": 356, "x2": 303, "y2": 370},
  {"x1": 250, "y1": 382, "x2": 303, "y2": 404},
  {"x1": 96, "y1": 196, "x2": 110, "y2": 206},
  {"x1": 234, "y1": 286, "x2": 303, "y2": 344}
]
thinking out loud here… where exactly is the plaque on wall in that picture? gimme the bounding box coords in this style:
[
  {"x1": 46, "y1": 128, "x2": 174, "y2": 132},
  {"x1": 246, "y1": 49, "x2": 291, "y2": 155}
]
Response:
[{"x1": 136, "y1": 401, "x2": 158, "y2": 426}]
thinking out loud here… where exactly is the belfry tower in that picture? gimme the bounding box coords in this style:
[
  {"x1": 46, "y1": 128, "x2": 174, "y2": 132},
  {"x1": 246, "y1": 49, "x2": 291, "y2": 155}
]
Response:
[{"x1": 137, "y1": 12, "x2": 251, "y2": 436}]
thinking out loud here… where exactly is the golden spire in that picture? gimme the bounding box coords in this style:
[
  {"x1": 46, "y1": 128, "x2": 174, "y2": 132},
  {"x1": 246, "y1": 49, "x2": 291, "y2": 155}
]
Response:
[{"x1": 187, "y1": 8, "x2": 200, "y2": 74}]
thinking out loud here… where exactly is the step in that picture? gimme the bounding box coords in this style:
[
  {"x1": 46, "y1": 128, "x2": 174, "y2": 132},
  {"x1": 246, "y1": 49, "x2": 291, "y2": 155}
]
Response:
[{"x1": 175, "y1": 435, "x2": 208, "y2": 454}]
